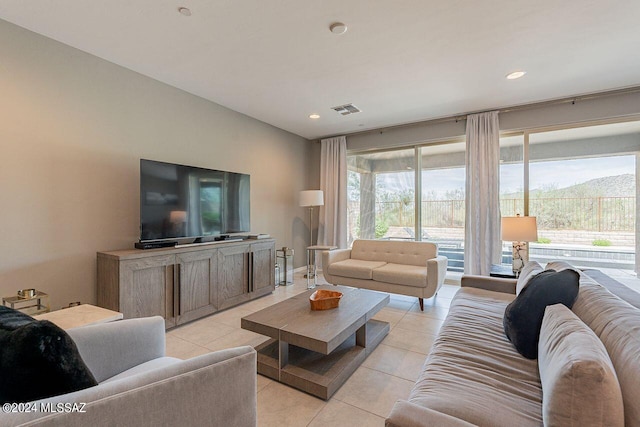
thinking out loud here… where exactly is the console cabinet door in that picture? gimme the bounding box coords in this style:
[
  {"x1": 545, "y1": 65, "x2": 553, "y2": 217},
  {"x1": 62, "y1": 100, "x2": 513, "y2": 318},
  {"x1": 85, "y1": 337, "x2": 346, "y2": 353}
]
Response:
[
  {"x1": 251, "y1": 241, "x2": 275, "y2": 295},
  {"x1": 175, "y1": 249, "x2": 218, "y2": 325},
  {"x1": 217, "y1": 244, "x2": 250, "y2": 310},
  {"x1": 119, "y1": 254, "x2": 176, "y2": 328}
]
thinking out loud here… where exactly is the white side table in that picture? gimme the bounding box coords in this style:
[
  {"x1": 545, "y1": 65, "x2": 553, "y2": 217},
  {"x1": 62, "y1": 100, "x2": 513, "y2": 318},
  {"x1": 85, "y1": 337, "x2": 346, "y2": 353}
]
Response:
[
  {"x1": 306, "y1": 245, "x2": 338, "y2": 289},
  {"x1": 35, "y1": 304, "x2": 123, "y2": 330}
]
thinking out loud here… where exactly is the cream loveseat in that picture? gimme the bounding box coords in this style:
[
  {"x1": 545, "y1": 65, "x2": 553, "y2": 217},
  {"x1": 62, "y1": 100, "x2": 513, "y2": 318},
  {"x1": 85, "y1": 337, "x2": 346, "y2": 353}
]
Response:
[
  {"x1": 322, "y1": 240, "x2": 447, "y2": 310},
  {"x1": 386, "y1": 261, "x2": 640, "y2": 427},
  {"x1": 2, "y1": 316, "x2": 257, "y2": 427}
]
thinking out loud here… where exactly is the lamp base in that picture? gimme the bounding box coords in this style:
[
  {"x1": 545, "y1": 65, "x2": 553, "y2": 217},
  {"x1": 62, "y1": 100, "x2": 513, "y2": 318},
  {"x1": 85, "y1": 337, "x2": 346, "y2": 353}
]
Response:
[{"x1": 511, "y1": 241, "x2": 529, "y2": 276}]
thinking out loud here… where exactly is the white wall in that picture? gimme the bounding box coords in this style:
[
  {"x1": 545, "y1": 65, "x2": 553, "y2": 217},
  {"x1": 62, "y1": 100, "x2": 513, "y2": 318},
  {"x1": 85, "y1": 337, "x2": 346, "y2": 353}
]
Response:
[{"x1": 0, "y1": 20, "x2": 316, "y2": 310}]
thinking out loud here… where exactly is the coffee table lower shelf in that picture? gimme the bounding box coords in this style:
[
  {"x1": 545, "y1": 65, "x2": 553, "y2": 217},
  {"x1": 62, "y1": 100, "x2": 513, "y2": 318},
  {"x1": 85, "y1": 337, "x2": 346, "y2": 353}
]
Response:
[{"x1": 255, "y1": 319, "x2": 389, "y2": 400}]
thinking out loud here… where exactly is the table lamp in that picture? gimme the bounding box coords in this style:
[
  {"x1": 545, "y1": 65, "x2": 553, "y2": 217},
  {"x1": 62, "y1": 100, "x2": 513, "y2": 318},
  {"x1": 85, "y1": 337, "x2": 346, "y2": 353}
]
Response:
[{"x1": 501, "y1": 215, "x2": 538, "y2": 276}]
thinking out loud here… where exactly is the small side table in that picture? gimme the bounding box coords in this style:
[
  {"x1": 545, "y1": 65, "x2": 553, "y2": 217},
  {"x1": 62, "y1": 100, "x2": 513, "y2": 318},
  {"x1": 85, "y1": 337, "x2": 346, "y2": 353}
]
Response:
[
  {"x1": 306, "y1": 245, "x2": 338, "y2": 289},
  {"x1": 276, "y1": 247, "x2": 295, "y2": 286},
  {"x1": 34, "y1": 304, "x2": 123, "y2": 330},
  {"x1": 490, "y1": 264, "x2": 517, "y2": 279}
]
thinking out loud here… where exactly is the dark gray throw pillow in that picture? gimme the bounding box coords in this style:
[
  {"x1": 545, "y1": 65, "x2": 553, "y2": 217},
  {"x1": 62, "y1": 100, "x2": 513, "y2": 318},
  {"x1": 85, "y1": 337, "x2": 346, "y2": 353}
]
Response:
[
  {"x1": 0, "y1": 306, "x2": 98, "y2": 404},
  {"x1": 503, "y1": 269, "x2": 580, "y2": 359}
]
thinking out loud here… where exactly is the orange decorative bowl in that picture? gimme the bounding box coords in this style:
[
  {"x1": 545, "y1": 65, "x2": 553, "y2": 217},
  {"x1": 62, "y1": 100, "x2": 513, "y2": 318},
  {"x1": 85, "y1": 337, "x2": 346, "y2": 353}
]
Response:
[{"x1": 309, "y1": 290, "x2": 343, "y2": 311}]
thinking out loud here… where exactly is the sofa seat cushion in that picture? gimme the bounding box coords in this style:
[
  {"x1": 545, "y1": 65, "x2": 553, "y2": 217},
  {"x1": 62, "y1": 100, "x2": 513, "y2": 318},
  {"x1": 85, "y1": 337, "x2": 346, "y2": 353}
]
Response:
[
  {"x1": 409, "y1": 287, "x2": 543, "y2": 427},
  {"x1": 371, "y1": 263, "x2": 428, "y2": 288},
  {"x1": 326, "y1": 259, "x2": 387, "y2": 280},
  {"x1": 102, "y1": 357, "x2": 182, "y2": 384}
]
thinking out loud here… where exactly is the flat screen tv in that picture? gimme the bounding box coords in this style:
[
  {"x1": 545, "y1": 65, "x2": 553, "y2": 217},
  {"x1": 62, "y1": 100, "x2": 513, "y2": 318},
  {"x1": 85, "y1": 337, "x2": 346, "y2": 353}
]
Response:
[{"x1": 139, "y1": 159, "x2": 250, "y2": 242}]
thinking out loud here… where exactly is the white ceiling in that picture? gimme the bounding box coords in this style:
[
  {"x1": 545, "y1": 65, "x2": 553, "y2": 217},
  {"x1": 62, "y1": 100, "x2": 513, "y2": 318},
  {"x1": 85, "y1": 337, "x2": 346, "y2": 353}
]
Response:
[{"x1": 1, "y1": 1, "x2": 639, "y2": 140}]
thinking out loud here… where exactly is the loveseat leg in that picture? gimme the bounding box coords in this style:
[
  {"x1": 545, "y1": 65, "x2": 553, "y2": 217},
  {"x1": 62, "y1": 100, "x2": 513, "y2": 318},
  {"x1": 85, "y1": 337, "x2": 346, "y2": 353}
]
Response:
[{"x1": 418, "y1": 298, "x2": 424, "y2": 311}]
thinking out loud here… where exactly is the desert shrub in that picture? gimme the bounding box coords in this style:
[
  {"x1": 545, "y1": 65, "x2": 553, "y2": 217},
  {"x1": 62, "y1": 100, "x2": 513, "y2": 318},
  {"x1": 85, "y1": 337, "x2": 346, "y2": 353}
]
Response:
[{"x1": 592, "y1": 239, "x2": 612, "y2": 247}]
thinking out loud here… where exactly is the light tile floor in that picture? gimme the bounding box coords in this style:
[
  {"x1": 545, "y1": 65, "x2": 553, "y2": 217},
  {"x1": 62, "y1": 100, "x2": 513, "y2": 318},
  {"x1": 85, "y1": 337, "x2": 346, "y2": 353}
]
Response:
[{"x1": 165, "y1": 271, "x2": 457, "y2": 427}]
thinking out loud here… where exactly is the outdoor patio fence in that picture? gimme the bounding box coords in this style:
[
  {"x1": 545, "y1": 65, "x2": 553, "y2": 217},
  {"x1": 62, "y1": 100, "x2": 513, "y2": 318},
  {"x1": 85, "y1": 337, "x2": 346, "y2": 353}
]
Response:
[{"x1": 348, "y1": 196, "x2": 635, "y2": 232}]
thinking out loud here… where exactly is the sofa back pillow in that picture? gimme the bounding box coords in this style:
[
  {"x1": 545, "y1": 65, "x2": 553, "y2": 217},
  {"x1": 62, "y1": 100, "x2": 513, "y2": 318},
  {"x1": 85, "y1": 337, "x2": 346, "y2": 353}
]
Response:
[
  {"x1": 544, "y1": 260, "x2": 580, "y2": 273},
  {"x1": 503, "y1": 269, "x2": 579, "y2": 359},
  {"x1": 539, "y1": 304, "x2": 624, "y2": 427},
  {"x1": 0, "y1": 306, "x2": 98, "y2": 404},
  {"x1": 515, "y1": 261, "x2": 543, "y2": 295},
  {"x1": 572, "y1": 278, "x2": 640, "y2": 425},
  {"x1": 351, "y1": 239, "x2": 437, "y2": 266}
]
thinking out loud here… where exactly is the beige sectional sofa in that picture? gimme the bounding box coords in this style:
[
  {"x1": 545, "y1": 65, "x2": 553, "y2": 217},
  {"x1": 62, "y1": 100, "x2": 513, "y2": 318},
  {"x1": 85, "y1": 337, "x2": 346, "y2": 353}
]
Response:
[
  {"x1": 386, "y1": 261, "x2": 640, "y2": 427},
  {"x1": 2, "y1": 317, "x2": 257, "y2": 427},
  {"x1": 322, "y1": 239, "x2": 447, "y2": 310}
]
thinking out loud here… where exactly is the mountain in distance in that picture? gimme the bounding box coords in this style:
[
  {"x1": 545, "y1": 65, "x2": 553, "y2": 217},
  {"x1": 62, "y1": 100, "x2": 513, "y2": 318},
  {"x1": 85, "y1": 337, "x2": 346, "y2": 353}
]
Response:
[{"x1": 503, "y1": 174, "x2": 635, "y2": 198}]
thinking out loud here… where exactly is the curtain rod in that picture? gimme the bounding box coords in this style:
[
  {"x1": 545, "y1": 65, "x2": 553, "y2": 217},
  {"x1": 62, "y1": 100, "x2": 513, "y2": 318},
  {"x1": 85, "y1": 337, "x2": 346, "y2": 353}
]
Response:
[{"x1": 323, "y1": 85, "x2": 640, "y2": 140}]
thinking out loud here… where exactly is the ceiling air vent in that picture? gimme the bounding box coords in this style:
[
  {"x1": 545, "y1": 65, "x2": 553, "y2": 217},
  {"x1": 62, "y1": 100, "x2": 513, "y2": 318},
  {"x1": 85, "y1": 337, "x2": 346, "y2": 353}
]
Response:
[{"x1": 332, "y1": 103, "x2": 361, "y2": 116}]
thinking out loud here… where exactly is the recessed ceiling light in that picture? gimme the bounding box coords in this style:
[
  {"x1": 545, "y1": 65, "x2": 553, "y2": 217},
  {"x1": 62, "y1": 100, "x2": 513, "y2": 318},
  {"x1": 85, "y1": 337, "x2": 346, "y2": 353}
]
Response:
[
  {"x1": 329, "y1": 22, "x2": 348, "y2": 35},
  {"x1": 506, "y1": 70, "x2": 526, "y2": 80},
  {"x1": 178, "y1": 7, "x2": 192, "y2": 16},
  {"x1": 309, "y1": 114, "x2": 320, "y2": 119}
]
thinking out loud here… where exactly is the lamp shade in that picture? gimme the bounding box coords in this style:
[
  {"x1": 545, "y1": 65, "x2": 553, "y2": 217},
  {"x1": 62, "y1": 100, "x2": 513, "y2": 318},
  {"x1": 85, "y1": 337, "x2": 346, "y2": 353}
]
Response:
[
  {"x1": 169, "y1": 210, "x2": 187, "y2": 223},
  {"x1": 501, "y1": 216, "x2": 538, "y2": 242},
  {"x1": 299, "y1": 190, "x2": 324, "y2": 207}
]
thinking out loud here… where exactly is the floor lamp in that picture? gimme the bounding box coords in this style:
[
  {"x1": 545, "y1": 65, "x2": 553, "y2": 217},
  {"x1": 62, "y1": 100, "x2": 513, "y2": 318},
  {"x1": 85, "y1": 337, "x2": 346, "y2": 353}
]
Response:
[
  {"x1": 501, "y1": 215, "x2": 538, "y2": 277},
  {"x1": 300, "y1": 190, "x2": 324, "y2": 246},
  {"x1": 300, "y1": 190, "x2": 324, "y2": 278}
]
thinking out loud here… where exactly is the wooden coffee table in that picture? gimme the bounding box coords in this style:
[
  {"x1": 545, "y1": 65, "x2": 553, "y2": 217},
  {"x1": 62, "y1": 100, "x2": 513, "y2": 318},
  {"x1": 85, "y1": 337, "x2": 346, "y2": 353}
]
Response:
[{"x1": 241, "y1": 285, "x2": 389, "y2": 399}]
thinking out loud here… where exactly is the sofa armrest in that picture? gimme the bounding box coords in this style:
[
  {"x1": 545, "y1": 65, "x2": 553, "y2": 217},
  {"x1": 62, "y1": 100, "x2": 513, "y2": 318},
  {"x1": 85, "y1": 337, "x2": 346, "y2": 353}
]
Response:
[
  {"x1": 322, "y1": 248, "x2": 352, "y2": 283},
  {"x1": 6, "y1": 347, "x2": 257, "y2": 427},
  {"x1": 461, "y1": 275, "x2": 517, "y2": 294},
  {"x1": 427, "y1": 255, "x2": 448, "y2": 290},
  {"x1": 67, "y1": 316, "x2": 166, "y2": 383},
  {"x1": 386, "y1": 400, "x2": 475, "y2": 427},
  {"x1": 324, "y1": 248, "x2": 351, "y2": 264}
]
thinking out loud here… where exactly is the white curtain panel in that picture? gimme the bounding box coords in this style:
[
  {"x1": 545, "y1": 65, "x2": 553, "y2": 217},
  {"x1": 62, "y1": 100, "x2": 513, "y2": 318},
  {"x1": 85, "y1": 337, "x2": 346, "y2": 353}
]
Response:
[
  {"x1": 464, "y1": 111, "x2": 502, "y2": 275},
  {"x1": 318, "y1": 136, "x2": 348, "y2": 248}
]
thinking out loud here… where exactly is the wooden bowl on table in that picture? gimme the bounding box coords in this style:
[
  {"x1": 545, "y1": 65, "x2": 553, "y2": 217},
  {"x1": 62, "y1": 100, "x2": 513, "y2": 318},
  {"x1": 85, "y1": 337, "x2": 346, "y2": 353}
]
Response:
[{"x1": 309, "y1": 290, "x2": 343, "y2": 310}]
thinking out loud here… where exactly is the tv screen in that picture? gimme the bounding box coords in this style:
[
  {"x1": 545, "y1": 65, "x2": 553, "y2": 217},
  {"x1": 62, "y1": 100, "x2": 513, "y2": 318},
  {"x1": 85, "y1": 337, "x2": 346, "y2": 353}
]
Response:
[{"x1": 139, "y1": 159, "x2": 250, "y2": 242}]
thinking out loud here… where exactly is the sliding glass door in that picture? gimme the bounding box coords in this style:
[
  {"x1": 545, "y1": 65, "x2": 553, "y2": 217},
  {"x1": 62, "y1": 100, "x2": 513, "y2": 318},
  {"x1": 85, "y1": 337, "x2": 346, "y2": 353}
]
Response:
[
  {"x1": 527, "y1": 121, "x2": 640, "y2": 272},
  {"x1": 347, "y1": 118, "x2": 640, "y2": 274}
]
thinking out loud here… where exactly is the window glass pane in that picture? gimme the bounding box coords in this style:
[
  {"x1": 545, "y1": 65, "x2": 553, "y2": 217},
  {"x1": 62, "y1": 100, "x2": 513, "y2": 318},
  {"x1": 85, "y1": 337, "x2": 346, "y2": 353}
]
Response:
[
  {"x1": 347, "y1": 148, "x2": 416, "y2": 245},
  {"x1": 500, "y1": 134, "x2": 524, "y2": 217},
  {"x1": 528, "y1": 121, "x2": 640, "y2": 272},
  {"x1": 420, "y1": 141, "x2": 465, "y2": 272}
]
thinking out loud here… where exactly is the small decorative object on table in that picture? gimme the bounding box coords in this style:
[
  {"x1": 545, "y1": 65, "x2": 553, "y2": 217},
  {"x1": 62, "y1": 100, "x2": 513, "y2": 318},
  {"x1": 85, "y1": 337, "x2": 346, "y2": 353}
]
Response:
[
  {"x1": 309, "y1": 290, "x2": 342, "y2": 310},
  {"x1": 2, "y1": 289, "x2": 50, "y2": 315},
  {"x1": 18, "y1": 288, "x2": 37, "y2": 298}
]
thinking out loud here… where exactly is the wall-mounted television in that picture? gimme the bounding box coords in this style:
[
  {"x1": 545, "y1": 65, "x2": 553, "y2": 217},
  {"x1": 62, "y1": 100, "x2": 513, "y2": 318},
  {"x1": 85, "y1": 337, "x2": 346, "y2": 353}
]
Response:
[{"x1": 139, "y1": 159, "x2": 250, "y2": 243}]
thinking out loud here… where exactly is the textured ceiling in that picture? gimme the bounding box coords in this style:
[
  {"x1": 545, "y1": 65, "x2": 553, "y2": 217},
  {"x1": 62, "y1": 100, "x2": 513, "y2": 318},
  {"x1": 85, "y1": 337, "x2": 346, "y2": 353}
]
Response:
[{"x1": 1, "y1": 0, "x2": 639, "y2": 139}]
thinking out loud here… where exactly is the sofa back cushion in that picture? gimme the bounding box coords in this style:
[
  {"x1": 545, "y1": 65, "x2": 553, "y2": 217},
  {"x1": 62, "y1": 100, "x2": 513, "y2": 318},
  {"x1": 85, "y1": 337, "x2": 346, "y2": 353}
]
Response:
[
  {"x1": 572, "y1": 276, "x2": 640, "y2": 426},
  {"x1": 351, "y1": 240, "x2": 437, "y2": 266},
  {"x1": 538, "y1": 304, "x2": 623, "y2": 427},
  {"x1": 516, "y1": 261, "x2": 544, "y2": 295}
]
